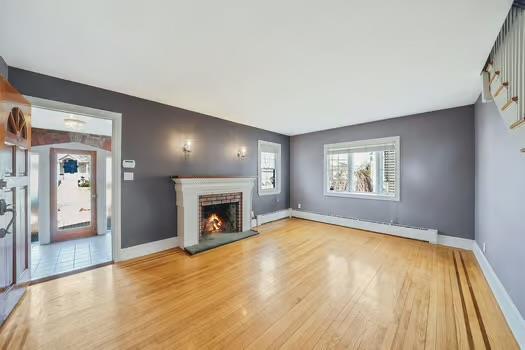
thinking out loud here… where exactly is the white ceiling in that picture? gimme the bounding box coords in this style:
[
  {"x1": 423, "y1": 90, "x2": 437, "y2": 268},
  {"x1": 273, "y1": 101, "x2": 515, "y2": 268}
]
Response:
[
  {"x1": 32, "y1": 107, "x2": 112, "y2": 136},
  {"x1": 0, "y1": 1, "x2": 513, "y2": 135}
]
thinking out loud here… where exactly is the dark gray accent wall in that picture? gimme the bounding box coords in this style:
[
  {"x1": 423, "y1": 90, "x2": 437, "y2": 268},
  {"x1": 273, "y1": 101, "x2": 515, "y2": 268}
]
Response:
[
  {"x1": 0, "y1": 57, "x2": 7, "y2": 80},
  {"x1": 291, "y1": 105, "x2": 475, "y2": 238},
  {"x1": 475, "y1": 97, "x2": 525, "y2": 317},
  {"x1": 8, "y1": 68, "x2": 290, "y2": 248}
]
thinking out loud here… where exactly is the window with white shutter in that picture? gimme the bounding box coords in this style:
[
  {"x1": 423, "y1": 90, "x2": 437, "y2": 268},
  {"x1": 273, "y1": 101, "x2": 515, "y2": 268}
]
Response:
[{"x1": 324, "y1": 137, "x2": 400, "y2": 201}]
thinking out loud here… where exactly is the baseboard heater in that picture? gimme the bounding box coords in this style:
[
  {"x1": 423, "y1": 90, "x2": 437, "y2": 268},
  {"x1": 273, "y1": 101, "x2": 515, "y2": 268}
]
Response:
[
  {"x1": 256, "y1": 209, "x2": 291, "y2": 226},
  {"x1": 291, "y1": 210, "x2": 438, "y2": 244}
]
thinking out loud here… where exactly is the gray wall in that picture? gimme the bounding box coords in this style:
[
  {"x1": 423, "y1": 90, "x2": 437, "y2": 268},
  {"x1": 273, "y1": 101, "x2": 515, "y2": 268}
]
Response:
[
  {"x1": 291, "y1": 105, "x2": 475, "y2": 238},
  {"x1": 8, "y1": 68, "x2": 290, "y2": 248},
  {"x1": 475, "y1": 97, "x2": 525, "y2": 318}
]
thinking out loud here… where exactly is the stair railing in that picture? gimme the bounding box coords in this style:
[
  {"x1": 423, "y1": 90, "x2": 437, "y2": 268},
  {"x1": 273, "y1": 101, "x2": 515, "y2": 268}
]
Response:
[{"x1": 484, "y1": 4, "x2": 525, "y2": 153}]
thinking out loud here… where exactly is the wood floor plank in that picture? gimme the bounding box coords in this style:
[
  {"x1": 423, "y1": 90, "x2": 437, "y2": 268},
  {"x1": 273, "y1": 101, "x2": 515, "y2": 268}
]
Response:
[
  {"x1": 453, "y1": 250, "x2": 486, "y2": 349},
  {"x1": 460, "y1": 251, "x2": 518, "y2": 349},
  {"x1": 0, "y1": 218, "x2": 518, "y2": 349}
]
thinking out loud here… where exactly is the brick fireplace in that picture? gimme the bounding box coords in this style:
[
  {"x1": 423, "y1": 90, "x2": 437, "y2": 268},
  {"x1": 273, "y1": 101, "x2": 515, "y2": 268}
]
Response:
[
  {"x1": 199, "y1": 192, "x2": 242, "y2": 238},
  {"x1": 172, "y1": 177, "x2": 255, "y2": 247}
]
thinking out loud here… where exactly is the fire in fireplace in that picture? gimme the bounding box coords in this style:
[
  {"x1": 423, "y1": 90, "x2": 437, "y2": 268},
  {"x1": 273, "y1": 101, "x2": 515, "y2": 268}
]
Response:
[
  {"x1": 199, "y1": 192, "x2": 242, "y2": 238},
  {"x1": 204, "y1": 213, "x2": 223, "y2": 233}
]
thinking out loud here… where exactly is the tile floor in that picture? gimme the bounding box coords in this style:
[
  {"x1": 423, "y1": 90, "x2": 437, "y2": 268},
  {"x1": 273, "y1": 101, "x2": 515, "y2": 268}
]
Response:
[{"x1": 31, "y1": 233, "x2": 112, "y2": 280}]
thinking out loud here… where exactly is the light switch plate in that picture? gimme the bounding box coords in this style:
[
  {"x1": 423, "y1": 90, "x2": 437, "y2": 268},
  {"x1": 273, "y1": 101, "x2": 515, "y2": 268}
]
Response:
[{"x1": 123, "y1": 172, "x2": 134, "y2": 181}]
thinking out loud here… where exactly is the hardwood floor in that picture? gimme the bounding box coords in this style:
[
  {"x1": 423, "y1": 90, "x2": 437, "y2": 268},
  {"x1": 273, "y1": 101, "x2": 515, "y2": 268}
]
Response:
[{"x1": 0, "y1": 219, "x2": 518, "y2": 349}]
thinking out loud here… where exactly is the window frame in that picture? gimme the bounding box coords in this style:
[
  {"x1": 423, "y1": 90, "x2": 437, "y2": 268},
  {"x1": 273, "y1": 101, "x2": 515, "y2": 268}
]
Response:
[
  {"x1": 258, "y1": 140, "x2": 281, "y2": 196},
  {"x1": 323, "y1": 136, "x2": 400, "y2": 201}
]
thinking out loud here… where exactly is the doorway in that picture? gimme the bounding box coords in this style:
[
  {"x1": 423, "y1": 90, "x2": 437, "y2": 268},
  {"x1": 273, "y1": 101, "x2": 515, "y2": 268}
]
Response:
[
  {"x1": 27, "y1": 99, "x2": 121, "y2": 281},
  {"x1": 51, "y1": 148, "x2": 97, "y2": 241}
]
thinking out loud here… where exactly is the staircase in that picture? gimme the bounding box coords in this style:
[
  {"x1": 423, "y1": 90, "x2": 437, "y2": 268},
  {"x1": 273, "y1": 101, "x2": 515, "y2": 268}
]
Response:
[{"x1": 482, "y1": 4, "x2": 525, "y2": 154}]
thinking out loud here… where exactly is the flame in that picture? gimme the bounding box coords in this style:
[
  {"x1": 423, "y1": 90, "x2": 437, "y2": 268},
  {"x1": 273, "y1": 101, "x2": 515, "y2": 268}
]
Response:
[{"x1": 204, "y1": 213, "x2": 224, "y2": 233}]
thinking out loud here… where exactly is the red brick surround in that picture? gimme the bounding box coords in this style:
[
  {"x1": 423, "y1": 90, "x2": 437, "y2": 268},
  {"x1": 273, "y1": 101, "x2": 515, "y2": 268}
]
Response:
[{"x1": 198, "y1": 192, "x2": 242, "y2": 235}]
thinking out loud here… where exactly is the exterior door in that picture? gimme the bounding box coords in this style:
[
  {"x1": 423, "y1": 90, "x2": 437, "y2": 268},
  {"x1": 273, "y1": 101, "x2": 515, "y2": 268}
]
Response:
[
  {"x1": 50, "y1": 148, "x2": 97, "y2": 242},
  {"x1": 0, "y1": 77, "x2": 31, "y2": 325}
]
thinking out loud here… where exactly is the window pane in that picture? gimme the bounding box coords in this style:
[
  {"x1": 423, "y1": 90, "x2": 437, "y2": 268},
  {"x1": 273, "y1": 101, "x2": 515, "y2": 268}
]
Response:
[
  {"x1": 350, "y1": 152, "x2": 375, "y2": 193},
  {"x1": 328, "y1": 153, "x2": 348, "y2": 192},
  {"x1": 106, "y1": 156, "x2": 112, "y2": 231},
  {"x1": 30, "y1": 154, "x2": 39, "y2": 242},
  {"x1": 56, "y1": 152, "x2": 93, "y2": 230},
  {"x1": 261, "y1": 151, "x2": 276, "y2": 190}
]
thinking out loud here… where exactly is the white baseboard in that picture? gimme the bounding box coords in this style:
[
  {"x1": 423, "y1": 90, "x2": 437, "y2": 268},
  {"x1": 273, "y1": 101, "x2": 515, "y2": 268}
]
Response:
[
  {"x1": 473, "y1": 242, "x2": 525, "y2": 347},
  {"x1": 291, "y1": 210, "x2": 438, "y2": 243},
  {"x1": 437, "y1": 234, "x2": 474, "y2": 250},
  {"x1": 257, "y1": 209, "x2": 292, "y2": 226},
  {"x1": 118, "y1": 236, "x2": 179, "y2": 261}
]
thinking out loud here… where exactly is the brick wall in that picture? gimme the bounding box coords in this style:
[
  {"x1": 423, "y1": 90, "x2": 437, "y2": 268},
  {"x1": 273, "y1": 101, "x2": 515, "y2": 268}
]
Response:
[{"x1": 198, "y1": 192, "x2": 242, "y2": 235}]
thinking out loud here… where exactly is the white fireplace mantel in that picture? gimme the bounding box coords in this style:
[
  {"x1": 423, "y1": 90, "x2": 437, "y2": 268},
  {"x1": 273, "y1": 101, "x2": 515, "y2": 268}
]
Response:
[{"x1": 172, "y1": 177, "x2": 256, "y2": 247}]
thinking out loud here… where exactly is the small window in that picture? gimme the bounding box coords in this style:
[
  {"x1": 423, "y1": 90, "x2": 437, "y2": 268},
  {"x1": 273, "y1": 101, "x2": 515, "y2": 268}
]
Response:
[
  {"x1": 324, "y1": 136, "x2": 400, "y2": 201},
  {"x1": 258, "y1": 140, "x2": 281, "y2": 196}
]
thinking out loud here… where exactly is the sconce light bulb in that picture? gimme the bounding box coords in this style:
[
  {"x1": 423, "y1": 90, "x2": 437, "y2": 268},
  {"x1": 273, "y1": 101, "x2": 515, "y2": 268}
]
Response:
[
  {"x1": 183, "y1": 140, "x2": 192, "y2": 152},
  {"x1": 238, "y1": 146, "x2": 247, "y2": 159},
  {"x1": 183, "y1": 140, "x2": 192, "y2": 159}
]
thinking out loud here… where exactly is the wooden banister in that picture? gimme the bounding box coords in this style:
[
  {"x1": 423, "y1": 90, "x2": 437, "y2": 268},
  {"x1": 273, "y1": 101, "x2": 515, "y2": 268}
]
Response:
[
  {"x1": 509, "y1": 118, "x2": 525, "y2": 129},
  {"x1": 501, "y1": 96, "x2": 519, "y2": 112},
  {"x1": 489, "y1": 71, "x2": 500, "y2": 85},
  {"x1": 494, "y1": 82, "x2": 508, "y2": 97}
]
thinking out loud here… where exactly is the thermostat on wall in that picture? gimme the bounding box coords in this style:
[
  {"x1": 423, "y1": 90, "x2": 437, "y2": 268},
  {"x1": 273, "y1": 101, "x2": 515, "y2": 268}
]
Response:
[{"x1": 122, "y1": 160, "x2": 136, "y2": 168}]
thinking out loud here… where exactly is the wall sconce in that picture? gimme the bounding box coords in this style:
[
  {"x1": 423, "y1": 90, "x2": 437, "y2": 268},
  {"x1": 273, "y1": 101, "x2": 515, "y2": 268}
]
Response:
[
  {"x1": 237, "y1": 146, "x2": 247, "y2": 160},
  {"x1": 183, "y1": 140, "x2": 192, "y2": 159}
]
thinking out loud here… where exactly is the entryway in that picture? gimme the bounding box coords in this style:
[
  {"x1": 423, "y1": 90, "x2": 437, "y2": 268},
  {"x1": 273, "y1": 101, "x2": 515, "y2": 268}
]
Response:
[{"x1": 28, "y1": 99, "x2": 122, "y2": 281}]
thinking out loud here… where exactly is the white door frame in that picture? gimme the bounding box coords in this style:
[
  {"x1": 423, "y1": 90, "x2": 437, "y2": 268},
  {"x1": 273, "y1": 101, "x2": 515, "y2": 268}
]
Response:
[{"x1": 26, "y1": 96, "x2": 123, "y2": 261}]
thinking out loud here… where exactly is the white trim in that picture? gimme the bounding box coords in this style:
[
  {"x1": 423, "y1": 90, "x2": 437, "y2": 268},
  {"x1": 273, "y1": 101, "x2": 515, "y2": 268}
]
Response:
[
  {"x1": 256, "y1": 208, "x2": 291, "y2": 226},
  {"x1": 119, "y1": 237, "x2": 179, "y2": 261},
  {"x1": 26, "y1": 96, "x2": 123, "y2": 261},
  {"x1": 173, "y1": 177, "x2": 255, "y2": 186},
  {"x1": 291, "y1": 210, "x2": 438, "y2": 243},
  {"x1": 323, "y1": 136, "x2": 400, "y2": 202},
  {"x1": 437, "y1": 234, "x2": 474, "y2": 250},
  {"x1": 26, "y1": 97, "x2": 121, "y2": 120},
  {"x1": 323, "y1": 191, "x2": 399, "y2": 201},
  {"x1": 257, "y1": 140, "x2": 281, "y2": 196},
  {"x1": 480, "y1": 71, "x2": 493, "y2": 103},
  {"x1": 473, "y1": 242, "x2": 525, "y2": 347},
  {"x1": 112, "y1": 114, "x2": 122, "y2": 261}
]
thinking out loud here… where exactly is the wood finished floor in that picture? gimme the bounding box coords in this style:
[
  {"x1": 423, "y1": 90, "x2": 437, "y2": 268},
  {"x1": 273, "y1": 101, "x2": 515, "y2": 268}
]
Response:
[{"x1": 0, "y1": 218, "x2": 518, "y2": 349}]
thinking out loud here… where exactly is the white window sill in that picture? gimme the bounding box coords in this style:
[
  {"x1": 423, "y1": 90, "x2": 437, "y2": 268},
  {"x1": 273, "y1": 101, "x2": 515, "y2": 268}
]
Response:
[
  {"x1": 259, "y1": 190, "x2": 281, "y2": 196},
  {"x1": 324, "y1": 191, "x2": 400, "y2": 202}
]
